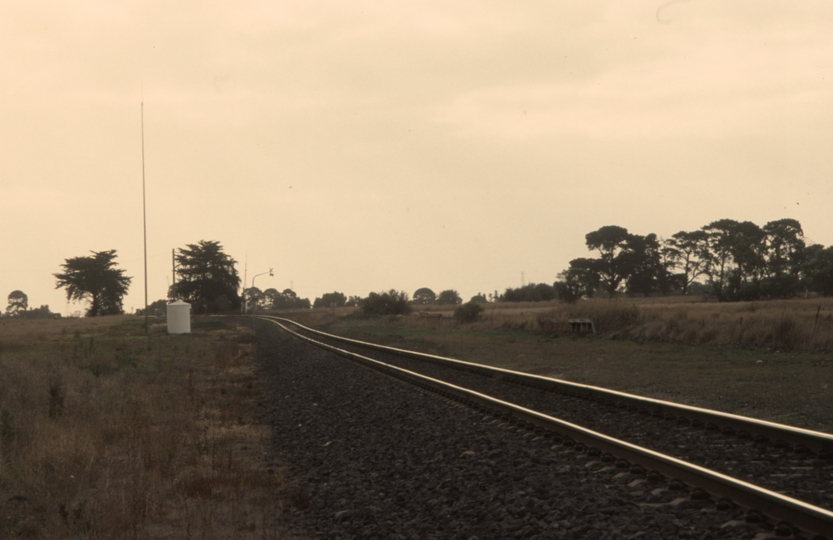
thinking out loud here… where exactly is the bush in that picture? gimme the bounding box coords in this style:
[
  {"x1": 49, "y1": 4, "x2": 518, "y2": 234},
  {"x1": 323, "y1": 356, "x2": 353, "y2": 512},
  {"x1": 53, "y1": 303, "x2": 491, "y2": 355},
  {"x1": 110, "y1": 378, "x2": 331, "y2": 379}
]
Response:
[
  {"x1": 454, "y1": 302, "x2": 484, "y2": 323},
  {"x1": 359, "y1": 290, "x2": 412, "y2": 316}
]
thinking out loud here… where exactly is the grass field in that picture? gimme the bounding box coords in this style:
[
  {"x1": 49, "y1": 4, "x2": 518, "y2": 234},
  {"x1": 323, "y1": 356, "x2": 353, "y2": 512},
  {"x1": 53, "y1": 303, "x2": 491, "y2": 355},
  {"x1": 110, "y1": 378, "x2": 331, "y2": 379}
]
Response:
[
  {"x1": 0, "y1": 315, "x2": 290, "y2": 539},
  {"x1": 8, "y1": 298, "x2": 828, "y2": 537},
  {"x1": 276, "y1": 296, "x2": 833, "y2": 433}
]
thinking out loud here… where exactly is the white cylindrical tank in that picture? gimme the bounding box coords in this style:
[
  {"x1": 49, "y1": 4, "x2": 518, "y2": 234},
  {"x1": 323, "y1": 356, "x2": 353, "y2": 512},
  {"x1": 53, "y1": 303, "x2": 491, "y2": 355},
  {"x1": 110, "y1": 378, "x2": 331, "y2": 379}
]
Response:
[{"x1": 167, "y1": 301, "x2": 191, "y2": 334}]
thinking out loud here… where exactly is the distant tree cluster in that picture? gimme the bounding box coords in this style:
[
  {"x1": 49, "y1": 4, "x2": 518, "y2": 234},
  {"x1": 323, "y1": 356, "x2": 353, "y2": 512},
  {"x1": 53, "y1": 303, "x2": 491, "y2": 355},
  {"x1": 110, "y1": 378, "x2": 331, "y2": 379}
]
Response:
[
  {"x1": 135, "y1": 298, "x2": 170, "y2": 317},
  {"x1": 409, "y1": 288, "x2": 463, "y2": 306},
  {"x1": 359, "y1": 290, "x2": 412, "y2": 316},
  {"x1": 313, "y1": 291, "x2": 347, "y2": 309},
  {"x1": 242, "y1": 287, "x2": 310, "y2": 311},
  {"x1": 3, "y1": 291, "x2": 60, "y2": 319},
  {"x1": 267, "y1": 289, "x2": 311, "y2": 310},
  {"x1": 551, "y1": 219, "x2": 833, "y2": 302},
  {"x1": 499, "y1": 283, "x2": 557, "y2": 302},
  {"x1": 49, "y1": 240, "x2": 253, "y2": 317}
]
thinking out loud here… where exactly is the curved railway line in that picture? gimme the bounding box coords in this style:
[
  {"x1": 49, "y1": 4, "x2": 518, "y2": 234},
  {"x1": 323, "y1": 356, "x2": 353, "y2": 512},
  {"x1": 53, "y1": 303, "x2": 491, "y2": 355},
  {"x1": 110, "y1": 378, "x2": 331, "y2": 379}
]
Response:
[{"x1": 257, "y1": 315, "x2": 833, "y2": 539}]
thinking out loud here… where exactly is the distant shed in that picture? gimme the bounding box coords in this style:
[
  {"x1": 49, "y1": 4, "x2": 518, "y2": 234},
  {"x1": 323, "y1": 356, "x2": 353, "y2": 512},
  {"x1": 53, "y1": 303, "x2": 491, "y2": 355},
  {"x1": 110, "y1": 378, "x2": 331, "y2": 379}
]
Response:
[{"x1": 568, "y1": 318, "x2": 596, "y2": 334}]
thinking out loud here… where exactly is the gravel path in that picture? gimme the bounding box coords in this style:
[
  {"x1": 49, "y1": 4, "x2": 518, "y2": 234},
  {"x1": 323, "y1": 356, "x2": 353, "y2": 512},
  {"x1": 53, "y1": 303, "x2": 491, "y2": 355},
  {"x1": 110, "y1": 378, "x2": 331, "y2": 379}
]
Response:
[{"x1": 255, "y1": 321, "x2": 809, "y2": 539}]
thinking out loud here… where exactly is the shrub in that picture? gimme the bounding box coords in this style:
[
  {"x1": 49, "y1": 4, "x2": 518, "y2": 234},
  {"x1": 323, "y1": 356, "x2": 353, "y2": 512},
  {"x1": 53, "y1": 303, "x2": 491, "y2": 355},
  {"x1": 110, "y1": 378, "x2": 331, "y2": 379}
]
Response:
[
  {"x1": 359, "y1": 290, "x2": 412, "y2": 316},
  {"x1": 454, "y1": 302, "x2": 484, "y2": 323}
]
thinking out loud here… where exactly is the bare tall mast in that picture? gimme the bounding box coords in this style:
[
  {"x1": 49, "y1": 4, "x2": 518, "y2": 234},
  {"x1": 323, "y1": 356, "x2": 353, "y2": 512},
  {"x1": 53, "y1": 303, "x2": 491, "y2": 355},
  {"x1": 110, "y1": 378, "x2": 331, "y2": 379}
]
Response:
[{"x1": 142, "y1": 102, "x2": 149, "y2": 332}]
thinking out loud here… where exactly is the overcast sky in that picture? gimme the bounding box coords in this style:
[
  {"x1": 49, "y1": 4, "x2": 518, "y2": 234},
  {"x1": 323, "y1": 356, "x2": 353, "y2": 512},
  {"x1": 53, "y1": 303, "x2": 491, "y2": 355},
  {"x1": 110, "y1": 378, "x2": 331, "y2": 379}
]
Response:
[{"x1": 2, "y1": 1, "x2": 832, "y2": 315}]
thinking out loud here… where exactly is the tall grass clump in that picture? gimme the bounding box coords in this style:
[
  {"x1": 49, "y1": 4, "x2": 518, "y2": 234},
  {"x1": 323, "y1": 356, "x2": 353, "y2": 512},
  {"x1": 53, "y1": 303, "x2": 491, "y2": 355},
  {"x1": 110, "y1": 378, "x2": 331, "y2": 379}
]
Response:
[{"x1": 454, "y1": 302, "x2": 484, "y2": 323}]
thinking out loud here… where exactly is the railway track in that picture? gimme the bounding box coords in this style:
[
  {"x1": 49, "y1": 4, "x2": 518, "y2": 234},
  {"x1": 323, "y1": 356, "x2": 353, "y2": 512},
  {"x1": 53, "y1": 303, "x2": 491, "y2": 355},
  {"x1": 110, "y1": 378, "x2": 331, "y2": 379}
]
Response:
[{"x1": 258, "y1": 315, "x2": 833, "y2": 539}]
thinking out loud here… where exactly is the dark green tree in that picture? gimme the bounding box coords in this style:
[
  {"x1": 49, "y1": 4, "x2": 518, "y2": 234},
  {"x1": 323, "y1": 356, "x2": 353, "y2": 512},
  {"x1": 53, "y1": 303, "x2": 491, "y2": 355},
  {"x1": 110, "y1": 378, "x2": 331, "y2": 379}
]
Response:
[
  {"x1": 700, "y1": 220, "x2": 740, "y2": 300},
  {"x1": 244, "y1": 287, "x2": 265, "y2": 312},
  {"x1": 436, "y1": 289, "x2": 463, "y2": 305},
  {"x1": 54, "y1": 250, "x2": 132, "y2": 316},
  {"x1": 412, "y1": 287, "x2": 436, "y2": 305},
  {"x1": 804, "y1": 245, "x2": 833, "y2": 296},
  {"x1": 265, "y1": 288, "x2": 310, "y2": 310},
  {"x1": 754, "y1": 219, "x2": 805, "y2": 298},
  {"x1": 555, "y1": 265, "x2": 598, "y2": 303},
  {"x1": 763, "y1": 218, "x2": 805, "y2": 277},
  {"x1": 623, "y1": 233, "x2": 676, "y2": 296},
  {"x1": 584, "y1": 225, "x2": 632, "y2": 297},
  {"x1": 700, "y1": 220, "x2": 767, "y2": 300},
  {"x1": 469, "y1": 293, "x2": 488, "y2": 303},
  {"x1": 170, "y1": 240, "x2": 241, "y2": 313},
  {"x1": 313, "y1": 291, "x2": 347, "y2": 308},
  {"x1": 6, "y1": 290, "x2": 28, "y2": 316},
  {"x1": 728, "y1": 221, "x2": 767, "y2": 291},
  {"x1": 664, "y1": 230, "x2": 708, "y2": 295},
  {"x1": 263, "y1": 288, "x2": 283, "y2": 309}
]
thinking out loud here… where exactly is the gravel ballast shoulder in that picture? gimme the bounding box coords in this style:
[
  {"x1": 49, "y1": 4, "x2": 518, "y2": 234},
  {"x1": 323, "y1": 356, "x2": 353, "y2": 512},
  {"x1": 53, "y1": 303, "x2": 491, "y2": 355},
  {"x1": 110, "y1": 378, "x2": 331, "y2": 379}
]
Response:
[{"x1": 255, "y1": 321, "x2": 802, "y2": 539}]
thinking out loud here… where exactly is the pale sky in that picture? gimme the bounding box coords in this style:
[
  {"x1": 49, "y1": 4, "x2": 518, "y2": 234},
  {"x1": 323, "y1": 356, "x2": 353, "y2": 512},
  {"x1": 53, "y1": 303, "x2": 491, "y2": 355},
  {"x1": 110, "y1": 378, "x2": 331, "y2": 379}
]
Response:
[{"x1": 2, "y1": 1, "x2": 832, "y2": 315}]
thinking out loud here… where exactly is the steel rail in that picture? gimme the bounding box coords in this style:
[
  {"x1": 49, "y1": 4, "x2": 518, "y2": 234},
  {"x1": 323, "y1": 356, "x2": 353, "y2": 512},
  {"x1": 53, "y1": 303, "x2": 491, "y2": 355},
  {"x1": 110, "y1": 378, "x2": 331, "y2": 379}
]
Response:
[
  {"x1": 260, "y1": 316, "x2": 833, "y2": 537},
  {"x1": 263, "y1": 316, "x2": 833, "y2": 454}
]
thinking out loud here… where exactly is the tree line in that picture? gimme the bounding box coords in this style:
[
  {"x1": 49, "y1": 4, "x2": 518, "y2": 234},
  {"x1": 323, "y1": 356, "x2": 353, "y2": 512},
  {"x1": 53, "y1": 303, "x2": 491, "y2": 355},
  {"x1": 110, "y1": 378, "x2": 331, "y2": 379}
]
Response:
[
  {"x1": 36, "y1": 219, "x2": 833, "y2": 319},
  {"x1": 543, "y1": 219, "x2": 833, "y2": 302}
]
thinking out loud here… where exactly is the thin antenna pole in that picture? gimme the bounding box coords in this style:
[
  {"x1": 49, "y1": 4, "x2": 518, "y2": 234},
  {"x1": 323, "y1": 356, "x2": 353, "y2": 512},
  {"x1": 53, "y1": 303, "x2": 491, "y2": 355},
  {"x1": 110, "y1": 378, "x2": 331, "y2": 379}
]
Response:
[{"x1": 142, "y1": 102, "x2": 149, "y2": 333}]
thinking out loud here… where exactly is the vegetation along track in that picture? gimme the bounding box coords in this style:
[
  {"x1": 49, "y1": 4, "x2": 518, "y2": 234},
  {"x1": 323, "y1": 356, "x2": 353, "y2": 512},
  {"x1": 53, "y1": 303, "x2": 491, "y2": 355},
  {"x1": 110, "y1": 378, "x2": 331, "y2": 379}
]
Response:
[{"x1": 260, "y1": 315, "x2": 833, "y2": 538}]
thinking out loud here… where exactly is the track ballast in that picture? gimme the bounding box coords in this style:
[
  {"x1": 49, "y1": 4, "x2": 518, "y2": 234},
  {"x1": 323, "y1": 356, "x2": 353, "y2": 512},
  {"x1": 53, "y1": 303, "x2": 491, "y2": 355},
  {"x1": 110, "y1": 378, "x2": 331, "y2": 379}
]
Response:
[{"x1": 256, "y1": 316, "x2": 833, "y2": 539}]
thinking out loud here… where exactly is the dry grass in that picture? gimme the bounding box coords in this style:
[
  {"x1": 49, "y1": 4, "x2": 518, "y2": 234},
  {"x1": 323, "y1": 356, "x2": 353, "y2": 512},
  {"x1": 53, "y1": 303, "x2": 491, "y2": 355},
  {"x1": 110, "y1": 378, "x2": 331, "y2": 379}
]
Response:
[
  {"x1": 0, "y1": 315, "x2": 293, "y2": 539},
  {"x1": 263, "y1": 296, "x2": 833, "y2": 353},
  {"x1": 379, "y1": 296, "x2": 833, "y2": 353},
  {"x1": 562, "y1": 297, "x2": 833, "y2": 352}
]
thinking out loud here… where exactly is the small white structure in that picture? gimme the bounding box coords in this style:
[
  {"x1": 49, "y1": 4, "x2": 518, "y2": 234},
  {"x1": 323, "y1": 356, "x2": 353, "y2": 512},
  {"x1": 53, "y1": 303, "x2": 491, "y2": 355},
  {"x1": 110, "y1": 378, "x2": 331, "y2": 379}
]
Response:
[{"x1": 167, "y1": 300, "x2": 191, "y2": 334}]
